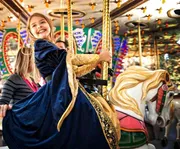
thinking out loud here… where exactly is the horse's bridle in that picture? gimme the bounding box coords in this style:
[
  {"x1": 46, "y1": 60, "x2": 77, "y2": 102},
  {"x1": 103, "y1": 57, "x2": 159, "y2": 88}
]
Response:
[{"x1": 150, "y1": 84, "x2": 168, "y2": 115}]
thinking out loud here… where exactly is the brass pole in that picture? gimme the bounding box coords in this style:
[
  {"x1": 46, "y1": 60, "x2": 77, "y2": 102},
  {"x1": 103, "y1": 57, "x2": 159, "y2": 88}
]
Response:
[
  {"x1": 102, "y1": 0, "x2": 110, "y2": 100},
  {"x1": 138, "y1": 23, "x2": 142, "y2": 66},
  {"x1": 67, "y1": 0, "x2": 73, "y2": 54},
  {"x1": 154, "y1": 37, "x2": 159, "y2": 69},
  {"x1": 60, "y1": 14, "x2": 65, "y2": 41},
  {"x1": 109, "y1": 19, "x2": 113, "y2": 89},
  {"x1": 157, "y1": 49, "x2": 160, "y2": 69},
  {"x1": 17, "y1": 13, "x2": 21, "y2": 51}
]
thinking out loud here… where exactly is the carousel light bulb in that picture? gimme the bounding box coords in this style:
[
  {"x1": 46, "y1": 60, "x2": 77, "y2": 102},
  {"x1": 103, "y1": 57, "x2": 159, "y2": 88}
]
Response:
[
  {"x1": 116, "y1": 26, "x2": 120, "y2": 31},
  {"x1": 129, "y1": 30, "x2": 133, "y2": 35},
  {"x1": 8, "y1": 17, "x2": 11, "y2": 22},
  {"x1": 143, "y1": 7, "x2": 146, "y2": 13},
  {"x1": 141, "y1": 30, "x2": 144, "y2": 35},
  {"x1": 28, "y1": 7, "x2": 32, "y2": 12},
  {"x1": 27, "y1": 6, "x2": 32, "y2": 12},
  {"x1": 141, "y1": 7, "x2": 147, "y2": 13},
  {"x1": 89, "y1": 3, "x2": 96, "y2": 11},
  {"x1": 124, "y1": 32, "x2": 127, "y2": 37},
  {"x1": 157, "y1": 7, "x2": 162, "y2": 14},
  {"x1": 75, "y1": 20, "x2": 79, "y2": 25},
  {"x1": 90, "y1": 18, "x2": 95, "y2": 23},
  {"x1": 147, "y1": 15, "x2": 151, "y2": 21},
  {"x1": 45, "y1": 2, "x2": 49, "y2": 8},
  {"x1": 162, "y1": 0, "x2": 166, "y2": 4},
  {"x1": 117, "y1": 1, "x2": 121, "y2": 8},
  {"x1": 1, "y1": 21, "x2": 5, "y2": 27},
  {"x1": 19, "y1": 0, "x2": 23, "y2": 2},
  {"x1": 127, "y1": 15, "x2": 131, "y2": 20},
  {"x1": 113, "y1": 21, "x2": 116, "y2": 26},
  {"x1": 157, "y1": 19, "x2": 161, "y2": 25},
  {"x1": 81, "y1": 24, "x2": 85, "y2": 29},
  {"x1": 165, "y1": 22, "x2": 169, "y2": 28},
  {"x1": 91, "y1": 4, "x2": 95, "y2": 10},
  {"x1": 115, "y1": 21, "x2": 119, "y2": 27}
]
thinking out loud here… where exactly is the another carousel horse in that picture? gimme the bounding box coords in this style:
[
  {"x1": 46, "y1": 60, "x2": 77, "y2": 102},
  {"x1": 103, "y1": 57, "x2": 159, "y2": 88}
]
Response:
[
  {"x1": 161, "y1": 93, "x2": 180, "y2": 149},
  {"x1": 109, "y1": 66, "x2": 174, "y2": 149}
]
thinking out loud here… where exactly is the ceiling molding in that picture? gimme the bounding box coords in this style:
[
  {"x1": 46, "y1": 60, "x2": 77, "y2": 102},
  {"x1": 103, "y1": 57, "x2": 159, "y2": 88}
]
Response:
[
  {"x1": 0, "y1": 0, "x2": 30, "y2": 25},
  {"x1": 127, "y1": 24, "x2": 180, "y2": 37},
  {"x1": 86, "y1": 0, "x2": 148, "y2": 28}
]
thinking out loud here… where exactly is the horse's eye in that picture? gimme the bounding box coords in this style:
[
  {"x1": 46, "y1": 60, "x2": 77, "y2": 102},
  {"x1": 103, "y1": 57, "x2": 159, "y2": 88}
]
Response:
[
  {"x1": 169, "y1": 92, "x2": 174, "y2": 98},
  {"x1": 145, "y1": 105, "x2": 149, "y2": 111}
]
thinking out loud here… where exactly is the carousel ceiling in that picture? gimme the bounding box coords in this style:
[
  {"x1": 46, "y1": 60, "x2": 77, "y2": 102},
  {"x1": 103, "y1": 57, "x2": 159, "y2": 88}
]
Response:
[{"x1": 0, "y1": 0, "x2": 179, "y2": 55}]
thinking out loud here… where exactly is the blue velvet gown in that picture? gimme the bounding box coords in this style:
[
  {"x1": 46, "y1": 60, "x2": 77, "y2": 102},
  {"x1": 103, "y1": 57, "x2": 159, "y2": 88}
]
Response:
[{"x1": 3, "y1": 39, "x2": 118, "y2": 149}]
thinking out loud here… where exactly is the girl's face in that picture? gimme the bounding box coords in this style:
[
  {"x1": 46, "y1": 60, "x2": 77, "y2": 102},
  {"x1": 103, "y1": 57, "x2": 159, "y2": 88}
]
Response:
[{"x1": 30, "y1": 16, "x2": 51, "y2": 39}]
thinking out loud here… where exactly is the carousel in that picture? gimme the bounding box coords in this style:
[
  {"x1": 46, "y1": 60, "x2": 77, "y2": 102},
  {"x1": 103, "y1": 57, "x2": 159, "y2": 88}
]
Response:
[{"x1": 0, "y1": 0, "x2": 179, "y2": 149}]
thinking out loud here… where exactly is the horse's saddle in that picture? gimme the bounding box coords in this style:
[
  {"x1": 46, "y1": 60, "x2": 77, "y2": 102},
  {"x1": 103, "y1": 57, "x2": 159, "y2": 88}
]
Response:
[{"x1": 117, "y1": 111, "x2": 148, "y2": 148}]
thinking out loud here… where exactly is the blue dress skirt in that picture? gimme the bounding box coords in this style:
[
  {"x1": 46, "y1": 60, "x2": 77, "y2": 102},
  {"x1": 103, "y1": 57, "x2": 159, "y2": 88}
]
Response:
[{"x1": 2, "y1": 39, "x2": 118, "y2": 149}]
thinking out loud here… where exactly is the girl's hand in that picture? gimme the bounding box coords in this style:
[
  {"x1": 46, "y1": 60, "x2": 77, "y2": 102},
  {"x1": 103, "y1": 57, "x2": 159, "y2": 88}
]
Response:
[
  {"x1": 98, "y1": 51, "x2": 112, "y2": 63},
  {"x1": 0, "y1": 104, "x2": 12, "y2": 118}
]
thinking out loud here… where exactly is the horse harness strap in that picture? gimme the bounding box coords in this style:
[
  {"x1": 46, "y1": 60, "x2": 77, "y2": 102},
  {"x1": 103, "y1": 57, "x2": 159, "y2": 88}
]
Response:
[{"x1": 150, "y1": 84, "x2": 168, "y2": 115}]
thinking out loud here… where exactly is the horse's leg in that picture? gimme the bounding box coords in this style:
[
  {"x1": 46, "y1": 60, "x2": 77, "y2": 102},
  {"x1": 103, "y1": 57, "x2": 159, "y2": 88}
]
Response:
[
  {"x1": 174, "y1": 122, "x2": 180, "y2": 149},
  {"x1": 134, "y1": 144, "x2": 155, "y2": 149},
  {"x1": 153, "y1": 124, "x2": 160, "y2": 140},
  {"x1": 161, "y1": 120, "x2": 172, "y2": 147},
  {"x1": 176, "y1": 122, "x2": 180, "y2": 140}
]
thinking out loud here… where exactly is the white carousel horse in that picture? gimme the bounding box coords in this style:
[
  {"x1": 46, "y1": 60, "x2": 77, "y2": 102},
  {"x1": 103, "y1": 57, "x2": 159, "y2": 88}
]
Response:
[
  {"x1": 109, "y1": 66, "x2": 174, "y2": 149},
  {"x1": 161, "y1": 92, "x2": 180, "y2": 149}
]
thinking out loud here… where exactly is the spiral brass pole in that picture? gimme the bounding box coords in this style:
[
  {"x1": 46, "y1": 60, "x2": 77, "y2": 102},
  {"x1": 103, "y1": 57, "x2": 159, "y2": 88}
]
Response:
[
  {"x1": 60, "y1": 15, "x2": 65, "y2": 41},
  {"x1": 67, "y1": 0, "x2": 73, "y2": 54},
  {"x1": 60, "y1": 0, "x2": 65, "y2": 41},
  {"x1": 102, "y1": 0, "x2": 110, "y2": 100}
]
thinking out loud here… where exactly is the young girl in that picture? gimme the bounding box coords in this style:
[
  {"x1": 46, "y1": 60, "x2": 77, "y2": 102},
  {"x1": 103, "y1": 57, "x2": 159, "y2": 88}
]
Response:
[
  {"x1": 2, "y1": 13, "x2": 120, "y2": 149},
  {"x1": 0, "y1": 47, "x2": 39, "y2": 117}
]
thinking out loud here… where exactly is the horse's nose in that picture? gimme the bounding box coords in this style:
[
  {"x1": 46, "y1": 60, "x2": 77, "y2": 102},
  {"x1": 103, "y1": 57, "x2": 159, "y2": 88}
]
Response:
[{"x1": 156, "y1": 116, "x2": 165, "y2": 127}]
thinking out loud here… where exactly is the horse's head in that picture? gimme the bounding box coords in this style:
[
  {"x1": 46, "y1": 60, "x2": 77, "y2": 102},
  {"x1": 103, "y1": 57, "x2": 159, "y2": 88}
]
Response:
[
  {"x1": 144, "y1": 82, "x2": 175, "y2": 127},
  {"x1": 109, "y1": 66, "x2": 174, "y2": 127}
]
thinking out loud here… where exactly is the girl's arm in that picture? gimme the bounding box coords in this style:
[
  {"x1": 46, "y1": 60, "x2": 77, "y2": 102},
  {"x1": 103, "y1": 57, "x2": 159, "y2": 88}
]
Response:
[{"x1": 72, "y1": 51, "x2": 111, "y2": 77}]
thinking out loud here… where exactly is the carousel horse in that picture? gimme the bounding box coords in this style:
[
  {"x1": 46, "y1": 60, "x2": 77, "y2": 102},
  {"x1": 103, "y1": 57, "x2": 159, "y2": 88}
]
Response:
[
  {"x1": 109, "y1": 66, "x2": 174, "y2": 149},
  {"x1": 161, "y1": 92, "x2": 180, "y2": 149}
]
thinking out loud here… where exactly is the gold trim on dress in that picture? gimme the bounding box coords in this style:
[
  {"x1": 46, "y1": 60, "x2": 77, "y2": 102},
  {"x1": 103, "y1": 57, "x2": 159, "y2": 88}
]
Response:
[{"x1": 79, "y1": 84, "x2": 120, "y2": 149}]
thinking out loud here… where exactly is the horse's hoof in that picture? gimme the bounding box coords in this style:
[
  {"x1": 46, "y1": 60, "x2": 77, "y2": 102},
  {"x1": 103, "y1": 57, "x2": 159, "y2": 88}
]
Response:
[
  {"x1": 161, "y1": 137, "x2": 168, "y2": 147},
  {"x1": 174, "y1": 140, "x2": 180, "y2": 149}
]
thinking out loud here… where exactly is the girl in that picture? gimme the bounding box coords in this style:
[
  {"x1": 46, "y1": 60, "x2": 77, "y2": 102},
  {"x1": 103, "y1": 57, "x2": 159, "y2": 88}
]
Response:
[
  {"x1": 0, "y1": 47, "x2": 39, "y2": 117},
  {"x1": 2, "y1": 13, "x2": 120, "y2": 149}
]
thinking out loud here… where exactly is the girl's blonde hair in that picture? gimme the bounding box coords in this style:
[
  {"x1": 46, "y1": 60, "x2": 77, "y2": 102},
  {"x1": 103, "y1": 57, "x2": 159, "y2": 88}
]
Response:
[
  {"x1": 14, "y1": 47, "x2": 40, "y2": 83},
  {"x1": 26, "y1": 12, "x2": 55, "y2": 42}
]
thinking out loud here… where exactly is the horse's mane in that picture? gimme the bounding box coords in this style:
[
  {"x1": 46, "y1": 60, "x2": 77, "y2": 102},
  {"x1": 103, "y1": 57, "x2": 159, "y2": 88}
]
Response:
[{"x1": 109, "y1": 66, "x2": 171, "y2": 117}]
